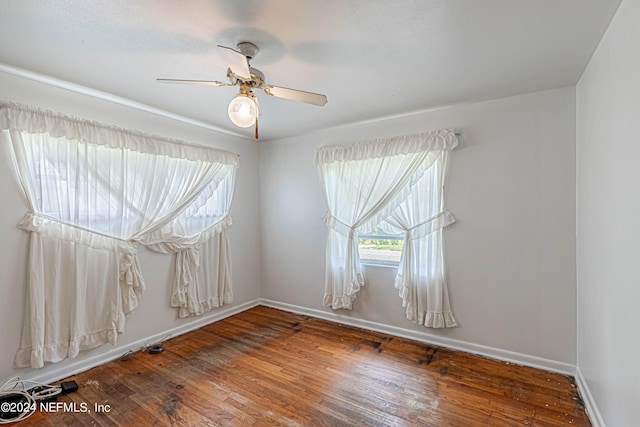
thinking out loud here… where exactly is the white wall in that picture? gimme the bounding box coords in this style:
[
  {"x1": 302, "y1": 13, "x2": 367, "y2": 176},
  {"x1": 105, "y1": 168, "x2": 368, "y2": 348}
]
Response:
[
  {"x1": 0, "y1": 70, "x2": 261, "y2": 383},
  {"x1": 576, "y1": 0, "x2": 640, "y2": 425},
  {"x1": 0, "y1": 68, "x2": 580, "y2": 390},
  {"x1": 260, "y1": 87, "x2": 577, "y2": 367}
]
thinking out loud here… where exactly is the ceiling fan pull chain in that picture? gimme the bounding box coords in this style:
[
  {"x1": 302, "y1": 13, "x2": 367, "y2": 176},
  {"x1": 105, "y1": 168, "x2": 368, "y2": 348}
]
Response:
[{"x1": 254, "y1": 116, "x2": 259, "y2": 140}]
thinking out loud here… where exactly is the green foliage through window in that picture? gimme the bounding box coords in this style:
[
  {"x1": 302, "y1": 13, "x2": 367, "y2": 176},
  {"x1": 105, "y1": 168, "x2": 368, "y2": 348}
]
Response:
[{"x1": 358, "y1": 228, "x2": 404, "y2": 265}]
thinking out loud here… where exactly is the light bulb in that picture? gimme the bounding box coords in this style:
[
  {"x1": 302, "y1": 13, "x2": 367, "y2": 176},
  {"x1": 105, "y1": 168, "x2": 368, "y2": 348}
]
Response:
[{"x1": 227, "y1": 94, "x2": 257, "y2": 128}]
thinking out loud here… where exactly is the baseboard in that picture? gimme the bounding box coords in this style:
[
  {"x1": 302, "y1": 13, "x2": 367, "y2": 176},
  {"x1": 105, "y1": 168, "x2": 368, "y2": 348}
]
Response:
[
  {"x1": 24, "y1": 297, "x2": 579, "y2": 398},
  {"x1": 575, "y1": 366, "x2": 605, "y2": 427},
  {"x1": 26, "y1": 299, "x2": 261, "y2": 385},
  {"x1": 259, "y1": 298, "x2": 575, "y2": 376}
]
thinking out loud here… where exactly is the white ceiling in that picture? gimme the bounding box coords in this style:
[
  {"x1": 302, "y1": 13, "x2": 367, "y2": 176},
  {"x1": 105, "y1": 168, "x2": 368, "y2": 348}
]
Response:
[{"x1": 0, "y1": 0, "x2": 621, "y2": 141}]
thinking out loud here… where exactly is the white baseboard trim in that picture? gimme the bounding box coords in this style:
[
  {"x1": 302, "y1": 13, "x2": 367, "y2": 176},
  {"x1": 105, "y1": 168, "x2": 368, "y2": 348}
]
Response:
[
  {"x1": 575, "y1": 367, "x2": 605, "y2": 427},
  {"x1": 259, "y1": 298, "x2": 575, "y2": 376},
  {"x1": 26, "y1": 299, "x2": 261, "y2": 385},
  {"x1": 23, "y1": 297, "x2": 580, "y2": 403}
]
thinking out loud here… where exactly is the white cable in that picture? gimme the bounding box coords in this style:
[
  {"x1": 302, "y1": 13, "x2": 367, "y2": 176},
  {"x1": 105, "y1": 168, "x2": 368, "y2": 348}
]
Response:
[
  {"x1": 31, "y1": 387, "x2": 62, "y2": 401},
  {"x1": 0, "y1": 376, "x2": 62, "y2": 424}
]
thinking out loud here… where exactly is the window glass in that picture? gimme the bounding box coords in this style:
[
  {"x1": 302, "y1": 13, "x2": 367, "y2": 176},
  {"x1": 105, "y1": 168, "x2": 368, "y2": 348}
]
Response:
[{"x1": 358, "y1": 228, "x2": 404, "y2": 265}]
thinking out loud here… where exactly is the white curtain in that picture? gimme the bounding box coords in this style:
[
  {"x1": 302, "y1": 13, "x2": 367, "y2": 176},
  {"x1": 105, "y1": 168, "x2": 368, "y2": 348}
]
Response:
[
  {"x1": 378, "y1": 151, "x2": 457, "y2": 327},
  {"x1": 1, "y1": 102, "x2": 238, "y2": 367},
  {"x1": 141, "y1": 167, "x2": 236, "y2": 317},
  {"x1": 315, "y1": 130, "x2": 457, "y2": 311},
  {"x1": 13, "y1": 216, "x2": 139, "y2": 368}
]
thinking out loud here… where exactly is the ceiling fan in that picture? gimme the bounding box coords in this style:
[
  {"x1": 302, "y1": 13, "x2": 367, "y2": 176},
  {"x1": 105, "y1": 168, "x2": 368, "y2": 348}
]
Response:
[{"x1": 157, "y1": 42, "x2": 328, "y2": 139}]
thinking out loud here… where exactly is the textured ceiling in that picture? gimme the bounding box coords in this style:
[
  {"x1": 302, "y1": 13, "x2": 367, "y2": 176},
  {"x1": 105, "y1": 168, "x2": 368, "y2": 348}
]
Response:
[{"x1": 0, "y1": 0, "x2": 621, "y2": 141}]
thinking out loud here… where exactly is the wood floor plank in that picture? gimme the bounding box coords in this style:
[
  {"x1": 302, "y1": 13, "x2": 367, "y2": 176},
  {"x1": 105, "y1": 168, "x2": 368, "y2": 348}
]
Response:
[{"x1": 18, "y1": 306, "x2": 591, "y2": 426}]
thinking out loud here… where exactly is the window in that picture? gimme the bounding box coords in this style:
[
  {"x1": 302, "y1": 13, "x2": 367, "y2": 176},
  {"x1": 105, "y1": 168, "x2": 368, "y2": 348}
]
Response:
[
  {"x1": 316, "y1": 129, "x2": 458, "y2": 328},
  {"x1": 358, "y1": 228, "x2": 404, "y2": 266},
  {"x1": 2, "y1": 102, "x2": 239, "y2": 368}
]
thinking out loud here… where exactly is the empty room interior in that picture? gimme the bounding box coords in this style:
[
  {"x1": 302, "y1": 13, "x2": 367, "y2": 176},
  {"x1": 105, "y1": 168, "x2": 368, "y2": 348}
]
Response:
[{"x1": 0, "y1": 1, "x2": 637, "y2": 426}]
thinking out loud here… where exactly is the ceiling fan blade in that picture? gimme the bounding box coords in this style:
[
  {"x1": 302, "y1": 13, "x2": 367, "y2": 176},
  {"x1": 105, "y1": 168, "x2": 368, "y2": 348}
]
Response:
[
  {"x1": 157, "y1": 79, "x2": 229, "y2": 86},
  {"x1": 217, "y1": 45, "x2": 252, "y2": 80},
  {"x1": 263, "y1": 85, "x2": 328, "y2": 106}
]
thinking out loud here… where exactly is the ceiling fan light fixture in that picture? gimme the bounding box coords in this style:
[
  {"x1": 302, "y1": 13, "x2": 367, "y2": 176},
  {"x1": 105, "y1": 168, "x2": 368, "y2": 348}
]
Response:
[
  {"x1": 227, "y1": 93, "x2": 257, "y2": 128},
  {"x1": 159, "y1": 42, "x2": 327, "y2": 136}
]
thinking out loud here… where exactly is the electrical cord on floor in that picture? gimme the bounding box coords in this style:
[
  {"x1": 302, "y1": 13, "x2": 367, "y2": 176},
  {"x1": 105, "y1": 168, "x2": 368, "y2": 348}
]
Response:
[
  {"x1": 0, "y1": 377, "x2": 63, "y2": 424},
  {"x1": 119, "y1": 333, "x2": 171, "y2": 361}
]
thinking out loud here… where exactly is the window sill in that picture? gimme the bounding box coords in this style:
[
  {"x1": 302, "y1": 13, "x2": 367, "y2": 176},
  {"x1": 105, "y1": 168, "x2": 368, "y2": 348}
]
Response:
[{"x1": 361, "y1": 262, "x2": 399, "y2": 270}]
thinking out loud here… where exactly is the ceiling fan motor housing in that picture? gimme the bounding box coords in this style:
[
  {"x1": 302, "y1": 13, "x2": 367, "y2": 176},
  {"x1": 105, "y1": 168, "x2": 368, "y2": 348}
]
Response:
[{"x1": 227, "y1": 66, "x2": 264, "y2": 87}]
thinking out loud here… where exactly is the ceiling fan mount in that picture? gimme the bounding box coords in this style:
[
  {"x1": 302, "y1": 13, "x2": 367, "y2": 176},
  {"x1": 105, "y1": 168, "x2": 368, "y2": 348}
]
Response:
[
  {"x1": 157, "y1": 40, "x2": 327, "y2": 139},
  {"x1": 235, "y1": 41, "x2": 259, "y2": 60}
]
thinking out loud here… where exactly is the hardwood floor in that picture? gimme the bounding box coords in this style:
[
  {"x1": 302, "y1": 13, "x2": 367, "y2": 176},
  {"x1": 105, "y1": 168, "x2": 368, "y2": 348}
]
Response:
[{"x1": 23, "y1": 306, "x2": 590, "y2": 426}]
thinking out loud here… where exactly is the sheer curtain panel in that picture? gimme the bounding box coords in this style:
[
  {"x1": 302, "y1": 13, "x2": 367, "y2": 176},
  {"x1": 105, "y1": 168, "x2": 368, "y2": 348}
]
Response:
[
  {"x1": 379, "y1": 152, "x2": 457, "y2": 327},
  {"x1": 141, "y1": 167, "x2": 236, "y2": 317},
  {"x1": 315, "y1": 130, "x2": 457, "y2": 312},
  {"x1": 0, "y1": 102, "x2": 239, "y2": 367}
]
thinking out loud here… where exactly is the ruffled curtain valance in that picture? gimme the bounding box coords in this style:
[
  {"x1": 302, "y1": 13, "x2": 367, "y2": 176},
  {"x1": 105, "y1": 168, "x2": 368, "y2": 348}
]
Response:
[
  {"x1": 0, "y1": 102, "x2": 238, "y2": 165},
  {"x1": 316, "y1": 129, "x2": 458, "y2": 328},
  {"x1": 314, "y1": 129, "x2": 457, "y2": 164},
  {"x1": 2, "y1": 101, "x2": 238, "y2": 368}
]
